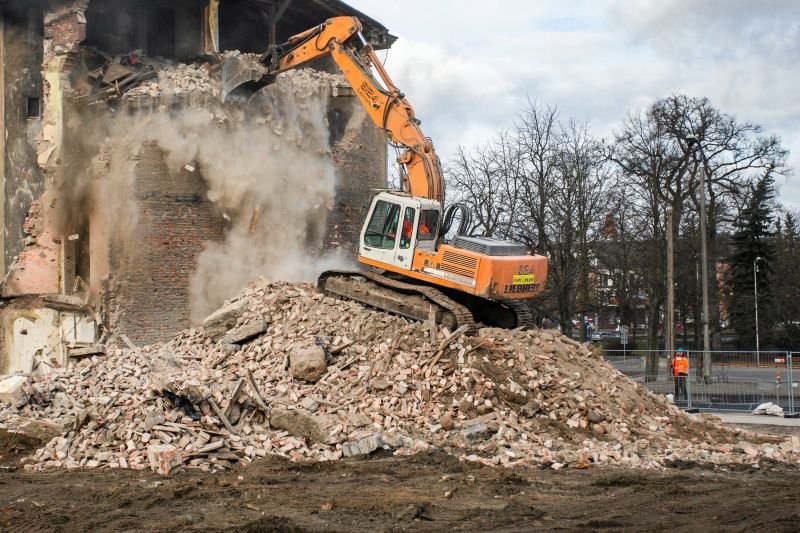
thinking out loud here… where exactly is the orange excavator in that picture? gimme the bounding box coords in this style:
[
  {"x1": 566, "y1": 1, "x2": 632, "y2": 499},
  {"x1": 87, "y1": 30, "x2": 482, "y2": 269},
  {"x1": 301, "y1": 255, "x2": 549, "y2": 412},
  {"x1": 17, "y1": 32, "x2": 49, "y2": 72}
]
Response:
[{"x1": 239, "y1": 16, "x2": 548, "y2": 330}]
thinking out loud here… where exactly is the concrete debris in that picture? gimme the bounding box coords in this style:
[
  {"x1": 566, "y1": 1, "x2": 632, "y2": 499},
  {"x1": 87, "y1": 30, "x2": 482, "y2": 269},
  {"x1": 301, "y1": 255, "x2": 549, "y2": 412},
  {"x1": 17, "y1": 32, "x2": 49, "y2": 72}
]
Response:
[
  {"x1": 289, "y1": 344, "x2": 328, "y2": 383},
  {"x1": 0, "y1": 376, "x2": 32, "y2": 408},
  {"x1": 461, "y1": 421, "x2": 492, "y2": 445},
  {"x1": 222, "y1": 321, "x2": 269, "y2": 345},
  {"x1": 68, "y1": 345, "x2": 107, "y2": 358},
  {"x1": 0, "y1": 281, "x2": 797, "y2": 475},
  {"x1": 43, "y1": 294, "x2": 88, "y2": 311},
  {"x1": 125, "y1": 62, "x2": 216, "y2": 100},
  {"x1": 342, "y1": 435, "x2": 385, "y2": 457},
  {"x1": 82, "y1": 53, "x2": 158, "y2": 103},
  {"x1": 13, "y1": 418, "x2": 66, "y2": 442},
  {"x1": 147, "y1": 444, "x2": 182, "y2": 476},
  {"x1": 269, "y1": 408, "x2": 340, "y2": 445},
  {"x1": 79, "y1": 51, "x2": 286, "y2": 105},
  {"x1": 202, "y1": 298, "x2": 249, "y2": 340},
  {"x1": 120, "y1": 52, "x2": 345, "y2": 106}
]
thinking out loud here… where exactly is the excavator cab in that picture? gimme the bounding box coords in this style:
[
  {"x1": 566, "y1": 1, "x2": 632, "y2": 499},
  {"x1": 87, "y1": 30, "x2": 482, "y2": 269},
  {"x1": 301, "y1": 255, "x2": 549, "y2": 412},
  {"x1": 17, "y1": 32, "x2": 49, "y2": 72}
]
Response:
[{"x1": 360, "y1": 192, "x2": 441, "y2": 272}]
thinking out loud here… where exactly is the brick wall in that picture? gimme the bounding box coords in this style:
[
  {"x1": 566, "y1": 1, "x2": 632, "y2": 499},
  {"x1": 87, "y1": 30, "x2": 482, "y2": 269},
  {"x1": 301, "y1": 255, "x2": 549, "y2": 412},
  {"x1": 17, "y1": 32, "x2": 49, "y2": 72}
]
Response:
[
  {"x1": 43, "y1": 0, "x2": 88, "y2": 53},
  {"x1": 326, "y1": 95, "x2": 387, "y2": 254},
  {"x1": 106, "y1": 142, "x2": 226, "y2": 345},
  {"x1": 103, "y1": 94, "x2": 385, "y2": 345}
]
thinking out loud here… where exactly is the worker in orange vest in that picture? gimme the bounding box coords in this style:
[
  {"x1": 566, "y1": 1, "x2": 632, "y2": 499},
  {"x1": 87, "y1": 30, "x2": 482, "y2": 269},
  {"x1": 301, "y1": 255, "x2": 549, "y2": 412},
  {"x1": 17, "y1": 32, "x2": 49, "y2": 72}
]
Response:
[{"x1": 671, "y1": 348, "x2": 689, "y2": 402}]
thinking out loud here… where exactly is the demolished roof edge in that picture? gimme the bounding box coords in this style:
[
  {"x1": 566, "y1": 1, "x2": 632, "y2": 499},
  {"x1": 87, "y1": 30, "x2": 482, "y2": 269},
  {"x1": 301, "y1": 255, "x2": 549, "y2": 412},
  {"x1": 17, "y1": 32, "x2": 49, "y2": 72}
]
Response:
[{"x1": 309, "y1": 0, "x2": 398, "y2": 49}]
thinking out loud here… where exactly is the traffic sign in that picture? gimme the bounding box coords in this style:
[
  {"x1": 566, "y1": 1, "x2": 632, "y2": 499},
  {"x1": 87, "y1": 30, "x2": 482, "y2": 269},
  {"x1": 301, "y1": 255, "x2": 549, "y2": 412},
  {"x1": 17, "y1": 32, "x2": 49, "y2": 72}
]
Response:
[{"x1": 620, "y1": 325, "x2": 629, "y2": 345}]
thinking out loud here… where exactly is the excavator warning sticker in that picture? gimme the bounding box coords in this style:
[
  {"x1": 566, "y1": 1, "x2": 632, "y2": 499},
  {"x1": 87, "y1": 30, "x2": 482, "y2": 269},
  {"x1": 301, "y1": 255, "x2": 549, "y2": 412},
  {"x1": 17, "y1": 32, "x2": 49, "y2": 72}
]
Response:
[{"x1": 512, "y1": 274, "x2": 535, "y2": 285}]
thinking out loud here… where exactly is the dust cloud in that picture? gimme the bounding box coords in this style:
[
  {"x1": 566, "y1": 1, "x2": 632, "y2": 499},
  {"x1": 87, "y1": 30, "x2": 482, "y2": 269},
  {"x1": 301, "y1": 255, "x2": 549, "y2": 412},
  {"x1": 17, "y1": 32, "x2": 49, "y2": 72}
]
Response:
[
  {"x1": 97, "y1": 70, "x2": 353, "y2": 321},
  {"x1": 188, "y1": 72, "x2": 352, "y2": 321}
]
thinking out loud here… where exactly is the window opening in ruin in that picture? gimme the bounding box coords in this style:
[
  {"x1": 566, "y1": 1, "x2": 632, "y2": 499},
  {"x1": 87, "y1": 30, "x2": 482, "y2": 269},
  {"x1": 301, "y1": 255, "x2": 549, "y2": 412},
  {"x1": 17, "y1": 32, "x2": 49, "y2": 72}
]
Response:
[
  {"x1": 327, "y1": 103, "x2": 351, "y2": 147},
  {"x1": 85, "y1": 1, "x2": 142, "y2": 56},
  {"x1": 26, "y1": 97, "x2": 41, "y2": 119},
  {"x1": 86, "y1": 0, "x2": 201, "y2": 59},
  {"x1": 146, "y1": 3, "x2": 177, "y2": 58},
  {"x1": 63, "y1": 220, "x2": 91, "y2": 296},
  {"x1": 364, "y1": 200, "x2": 400, "y2": 250},
  {"x1": 219, "y1": 0, "x2": 268, "y2": 53},
  {"x1": 26, "y1": 3, "x2": 44, "y2": 47},
  {"x1": 76, "y1": 220, "x2": 91, "y2": 293}
]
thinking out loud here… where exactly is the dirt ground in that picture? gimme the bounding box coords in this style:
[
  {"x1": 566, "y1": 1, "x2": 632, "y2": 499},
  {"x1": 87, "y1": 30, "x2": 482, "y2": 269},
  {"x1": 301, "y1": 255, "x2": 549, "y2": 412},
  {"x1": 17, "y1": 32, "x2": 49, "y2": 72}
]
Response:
[
  {"x1": 1, "y1": 428, "x2": 799, "y2": 533},
  {"x1": 728, "y1": 423, "x2": 800, "y2": 438}
]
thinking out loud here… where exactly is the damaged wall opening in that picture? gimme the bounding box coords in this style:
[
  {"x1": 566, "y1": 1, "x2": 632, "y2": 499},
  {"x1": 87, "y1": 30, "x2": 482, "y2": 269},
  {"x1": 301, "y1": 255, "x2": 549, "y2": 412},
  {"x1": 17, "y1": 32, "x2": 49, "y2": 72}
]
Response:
[
  {"x1": 219, "y1": 0, "x2": 266, "y2": 53},
  {"x1": 85, "y1": 0, "x2": 204, "y2": 59},
  {"x1": 62, "y1": 221, "x2": 91, "y2": 297}
]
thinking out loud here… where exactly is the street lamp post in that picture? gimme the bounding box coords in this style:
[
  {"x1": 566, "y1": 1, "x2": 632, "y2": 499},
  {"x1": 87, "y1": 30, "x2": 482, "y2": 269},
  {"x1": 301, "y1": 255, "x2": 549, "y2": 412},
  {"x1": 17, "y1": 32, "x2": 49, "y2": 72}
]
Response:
[{"x1": 754, "y1": 256, "x2": 763, "y2": 365}]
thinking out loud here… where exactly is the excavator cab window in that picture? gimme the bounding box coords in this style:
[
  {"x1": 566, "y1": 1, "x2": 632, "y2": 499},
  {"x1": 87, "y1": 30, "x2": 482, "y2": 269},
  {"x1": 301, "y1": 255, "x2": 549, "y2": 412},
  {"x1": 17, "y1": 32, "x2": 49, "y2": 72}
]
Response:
[
  {"x1": 364, "y1": 200, "x2": 401, "y2": 249},
  {"x1": 418, "y1": 210, "x2": 439, "y2": 241},
  {"x1": 400, "y1": 207, "x2": 415, "y2": 249}
]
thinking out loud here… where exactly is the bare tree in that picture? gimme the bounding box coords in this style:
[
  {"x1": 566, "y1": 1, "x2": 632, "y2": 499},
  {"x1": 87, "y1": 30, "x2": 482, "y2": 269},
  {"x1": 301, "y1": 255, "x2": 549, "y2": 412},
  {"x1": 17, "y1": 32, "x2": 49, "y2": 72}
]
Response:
[
  {"x1": 447, "y1": 100, "x2": 610, "y2": 337},
  {"x1": 610, "y1": 103, "x2": 691, "y2": 371},
  {"x1": 542, "y1": 120, "x2": 611, "y2": 338},
  {"x1": 515, "y1": 100, "x2": 560, "y2": 253},
  {"x1": 597, "y1": 191, "x2": 649, "y2": 343},
  {"x1": 653, "y1": 95, "x2": 788, "y2": 348},
  {"x1": 446, "y1": 93, "x2": 788, "y2": 352},
  {"x1": 447, "y1": 130, "x2": 522, "y2": 238},
  {"x1": 610, "y1": 94, "x2": 788, "y2": 379}
]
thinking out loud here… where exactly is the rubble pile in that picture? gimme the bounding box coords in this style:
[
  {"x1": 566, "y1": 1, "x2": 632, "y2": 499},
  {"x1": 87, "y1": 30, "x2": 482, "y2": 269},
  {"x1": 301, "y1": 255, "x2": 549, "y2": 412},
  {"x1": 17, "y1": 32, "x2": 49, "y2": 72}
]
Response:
[
  {"x1": 125, "y1": 62, "x2": 218, "y2": 99},
  {"x1": 221, "y1": 50, "x2": 270, "y2": 79},
  {"x1": 1, "y1": 281, "x2": 798, "y2": 474},
  {"x1": 272, "y1": 68, "x2": 345, "y2": 98},
  {"x1": 77, "y1": 52, "x2": 158, "y2": 103},
  {"x1": 119, "y1": 52, "x2": 345, "y2": 103},
  {"x1": 80, "y1": 50, "x2": 344, "y2": 104}
]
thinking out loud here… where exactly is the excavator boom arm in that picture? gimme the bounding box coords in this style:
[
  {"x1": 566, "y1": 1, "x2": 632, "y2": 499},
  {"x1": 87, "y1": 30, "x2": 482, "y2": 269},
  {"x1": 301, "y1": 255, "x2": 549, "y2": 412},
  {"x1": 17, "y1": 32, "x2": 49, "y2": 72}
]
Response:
[{"x1": 267, "y1": 17, "x2": 445, "y2": 205}]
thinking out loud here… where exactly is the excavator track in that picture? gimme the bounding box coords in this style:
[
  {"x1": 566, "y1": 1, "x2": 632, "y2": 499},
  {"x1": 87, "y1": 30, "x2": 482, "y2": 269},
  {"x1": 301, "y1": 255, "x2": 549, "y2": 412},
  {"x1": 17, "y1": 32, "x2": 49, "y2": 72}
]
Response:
[
  {"x1": 317, "y1": 269, "x2": 476, "y2": 332},
  {"x1": 503, "y1": 300, "x2": 536, "y2": 329}
]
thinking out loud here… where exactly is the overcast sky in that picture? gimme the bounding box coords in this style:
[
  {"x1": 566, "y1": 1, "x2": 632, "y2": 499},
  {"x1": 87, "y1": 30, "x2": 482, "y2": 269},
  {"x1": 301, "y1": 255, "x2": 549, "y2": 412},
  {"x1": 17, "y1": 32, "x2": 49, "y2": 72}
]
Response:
[{"x1": 348, "y1": 0, "x2": 800, "y2": 207}]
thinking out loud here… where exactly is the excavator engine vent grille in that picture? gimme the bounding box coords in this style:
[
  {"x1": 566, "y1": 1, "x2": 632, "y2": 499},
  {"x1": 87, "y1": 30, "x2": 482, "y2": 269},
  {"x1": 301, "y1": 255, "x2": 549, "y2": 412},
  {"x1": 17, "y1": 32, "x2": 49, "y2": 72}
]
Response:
[{"x1": 441, "y1": 251, "x2": 478, "y2": 278}]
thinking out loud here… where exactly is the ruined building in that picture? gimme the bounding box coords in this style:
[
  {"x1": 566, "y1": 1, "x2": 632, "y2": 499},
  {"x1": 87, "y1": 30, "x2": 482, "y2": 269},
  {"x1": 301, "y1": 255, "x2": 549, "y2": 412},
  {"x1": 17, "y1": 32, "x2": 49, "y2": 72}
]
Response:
[{"x1": 0, "y1": 0, "x2": 394, "y2": 372}]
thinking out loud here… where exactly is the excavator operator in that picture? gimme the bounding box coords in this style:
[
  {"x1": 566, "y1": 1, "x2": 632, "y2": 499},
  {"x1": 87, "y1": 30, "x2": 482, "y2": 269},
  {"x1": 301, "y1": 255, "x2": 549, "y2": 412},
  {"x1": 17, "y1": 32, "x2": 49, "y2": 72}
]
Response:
[{"x1": 400, "y1": 209, "x2": 414, "y2": 248}]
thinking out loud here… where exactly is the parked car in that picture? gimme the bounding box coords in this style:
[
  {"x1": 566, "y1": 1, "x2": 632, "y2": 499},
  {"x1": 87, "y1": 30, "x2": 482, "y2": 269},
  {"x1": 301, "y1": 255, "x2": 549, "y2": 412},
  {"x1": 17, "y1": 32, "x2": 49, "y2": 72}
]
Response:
[{"x1": 591, "y1": 331, "x2": 620, "y2": 342}]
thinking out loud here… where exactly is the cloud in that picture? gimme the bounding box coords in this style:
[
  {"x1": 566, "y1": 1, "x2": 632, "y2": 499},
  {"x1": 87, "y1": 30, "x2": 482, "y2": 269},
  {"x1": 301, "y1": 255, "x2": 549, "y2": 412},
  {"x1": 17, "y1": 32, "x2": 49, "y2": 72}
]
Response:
[
  {"x1": 349, "y1": 0, "x2": 799, "y2": 204},
  {"x1": 607, "y1": 0, "x2": 800, "y2": 59},
  {"x1": 605, "y1": 0, "x2": 800, "y2": 203},
  {"x1": 376, "y1": 39, "x2": 524, "y2": 157}
]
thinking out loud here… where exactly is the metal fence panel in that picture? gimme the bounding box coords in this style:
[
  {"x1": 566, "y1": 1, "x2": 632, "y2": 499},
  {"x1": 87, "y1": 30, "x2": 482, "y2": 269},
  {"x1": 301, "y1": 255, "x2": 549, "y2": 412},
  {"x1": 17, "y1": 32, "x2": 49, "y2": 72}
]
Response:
[
  {"x1": 604, "y1": 349, "x2": 797, "y2": 413},
  {"x1": 789, "y1": 352, "x2": 797, "y2": 415}
]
